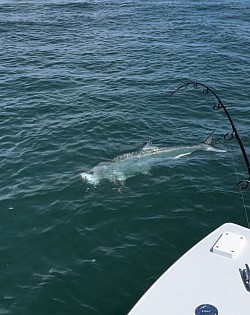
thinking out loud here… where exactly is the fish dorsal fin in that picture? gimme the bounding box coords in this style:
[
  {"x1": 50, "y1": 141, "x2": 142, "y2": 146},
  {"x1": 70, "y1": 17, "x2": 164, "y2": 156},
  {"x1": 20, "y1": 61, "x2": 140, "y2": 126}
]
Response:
[
  {"x1": 203, "y1": 129, "x2": 216, "y2": 145},
  {"x1": 142, "y1": 140, "x2": 157, "y2": 151}
]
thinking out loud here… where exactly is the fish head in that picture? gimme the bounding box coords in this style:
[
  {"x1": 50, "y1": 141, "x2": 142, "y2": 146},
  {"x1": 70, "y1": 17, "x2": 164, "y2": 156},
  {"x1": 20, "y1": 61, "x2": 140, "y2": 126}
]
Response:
[{"x1": 80, "y1": 170, "x2": 100, "y2": 185}]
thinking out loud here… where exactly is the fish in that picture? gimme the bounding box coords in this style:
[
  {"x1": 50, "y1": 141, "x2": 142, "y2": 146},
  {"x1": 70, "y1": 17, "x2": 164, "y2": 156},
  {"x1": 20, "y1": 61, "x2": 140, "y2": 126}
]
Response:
[{"x1": 80, "y1": 130, "x2": 226, "y2": 185}]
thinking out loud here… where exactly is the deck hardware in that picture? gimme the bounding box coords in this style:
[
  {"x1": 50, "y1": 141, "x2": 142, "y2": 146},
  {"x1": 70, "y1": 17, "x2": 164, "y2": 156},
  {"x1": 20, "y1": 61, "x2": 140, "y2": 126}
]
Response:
[{"x1": 242, "y1": 264, "x2": 250, "y2": 291}]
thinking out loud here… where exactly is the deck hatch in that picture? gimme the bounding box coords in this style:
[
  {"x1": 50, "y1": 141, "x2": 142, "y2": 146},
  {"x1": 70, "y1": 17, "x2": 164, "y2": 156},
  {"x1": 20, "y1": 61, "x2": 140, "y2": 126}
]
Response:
[{"x1": 212, "y1": 231, "x2": 246, "y2": 259}]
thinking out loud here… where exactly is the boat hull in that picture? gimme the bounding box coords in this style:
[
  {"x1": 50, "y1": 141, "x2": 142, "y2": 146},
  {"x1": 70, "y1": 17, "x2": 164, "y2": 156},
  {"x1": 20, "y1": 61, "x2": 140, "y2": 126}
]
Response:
[{"x1": 128, "y1": 223, "x2": 250, "y2": 315}]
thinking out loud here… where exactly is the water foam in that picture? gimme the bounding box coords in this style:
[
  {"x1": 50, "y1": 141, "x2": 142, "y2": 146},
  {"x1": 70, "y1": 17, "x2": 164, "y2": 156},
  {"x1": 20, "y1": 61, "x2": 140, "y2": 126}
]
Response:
[{"x1": 80, "y1": 172, "x2": 100, "y2": 185}]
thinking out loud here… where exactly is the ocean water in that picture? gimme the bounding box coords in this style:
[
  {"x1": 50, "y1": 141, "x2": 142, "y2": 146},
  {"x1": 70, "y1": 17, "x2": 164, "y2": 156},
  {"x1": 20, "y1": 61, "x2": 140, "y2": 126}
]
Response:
[{"x1": 0, "y1": 0, "x2": 250, "y2": 314}]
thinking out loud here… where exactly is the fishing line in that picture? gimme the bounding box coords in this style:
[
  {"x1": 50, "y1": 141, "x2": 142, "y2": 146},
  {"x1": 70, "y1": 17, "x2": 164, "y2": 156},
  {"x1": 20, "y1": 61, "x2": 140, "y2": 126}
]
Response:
[
  {"x1": 171, "y1": 81, "x2": 250, "y2": 228},
  {"x1": 171, "y1": 81, "x2": 250, "y2": 190},
  {"x1": 228, "y1": 143, "x2": 250, "y2": 228}
]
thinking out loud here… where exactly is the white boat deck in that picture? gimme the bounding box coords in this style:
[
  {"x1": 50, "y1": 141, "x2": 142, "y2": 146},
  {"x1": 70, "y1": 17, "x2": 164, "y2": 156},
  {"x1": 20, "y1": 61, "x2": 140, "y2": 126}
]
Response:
[{"x1": 128, "y1": 223, "x2": 250, "y2": 315}]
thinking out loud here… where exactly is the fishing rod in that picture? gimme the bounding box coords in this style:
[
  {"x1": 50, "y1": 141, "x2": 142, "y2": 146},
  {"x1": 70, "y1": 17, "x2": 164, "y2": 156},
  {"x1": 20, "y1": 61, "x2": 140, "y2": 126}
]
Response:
[{"x1": 170, "y1": 81, "x2": 250, "y2": 190}]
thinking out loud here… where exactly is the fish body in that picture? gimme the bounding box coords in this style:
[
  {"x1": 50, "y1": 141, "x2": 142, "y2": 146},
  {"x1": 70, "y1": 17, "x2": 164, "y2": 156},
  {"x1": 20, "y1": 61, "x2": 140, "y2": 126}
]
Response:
[{"x1": 80, "y1": 131, "x2": 225, "y2": 185}]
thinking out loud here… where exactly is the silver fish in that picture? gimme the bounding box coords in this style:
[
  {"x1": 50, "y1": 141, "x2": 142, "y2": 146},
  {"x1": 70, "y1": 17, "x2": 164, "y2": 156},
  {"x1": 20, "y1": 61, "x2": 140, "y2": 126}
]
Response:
[{"x1": 80, "y1": 130, "x2": 225, "y2": 185}]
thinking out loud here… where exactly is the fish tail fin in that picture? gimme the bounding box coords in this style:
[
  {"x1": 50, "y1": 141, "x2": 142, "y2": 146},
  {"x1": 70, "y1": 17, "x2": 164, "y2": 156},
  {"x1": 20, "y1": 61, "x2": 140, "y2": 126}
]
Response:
[
  {"x1": 203, "y1": 129, "x2": 227, "y2": 153},
  {"x1": 203, "y1": 129, "x2": 216, "y2": 145}
]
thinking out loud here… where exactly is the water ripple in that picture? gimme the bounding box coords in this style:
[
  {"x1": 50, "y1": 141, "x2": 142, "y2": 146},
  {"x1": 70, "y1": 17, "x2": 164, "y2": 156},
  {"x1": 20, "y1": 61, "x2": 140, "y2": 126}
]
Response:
[{"x1": 0, "y1": 0, "x2": 250, "y2": 314}]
